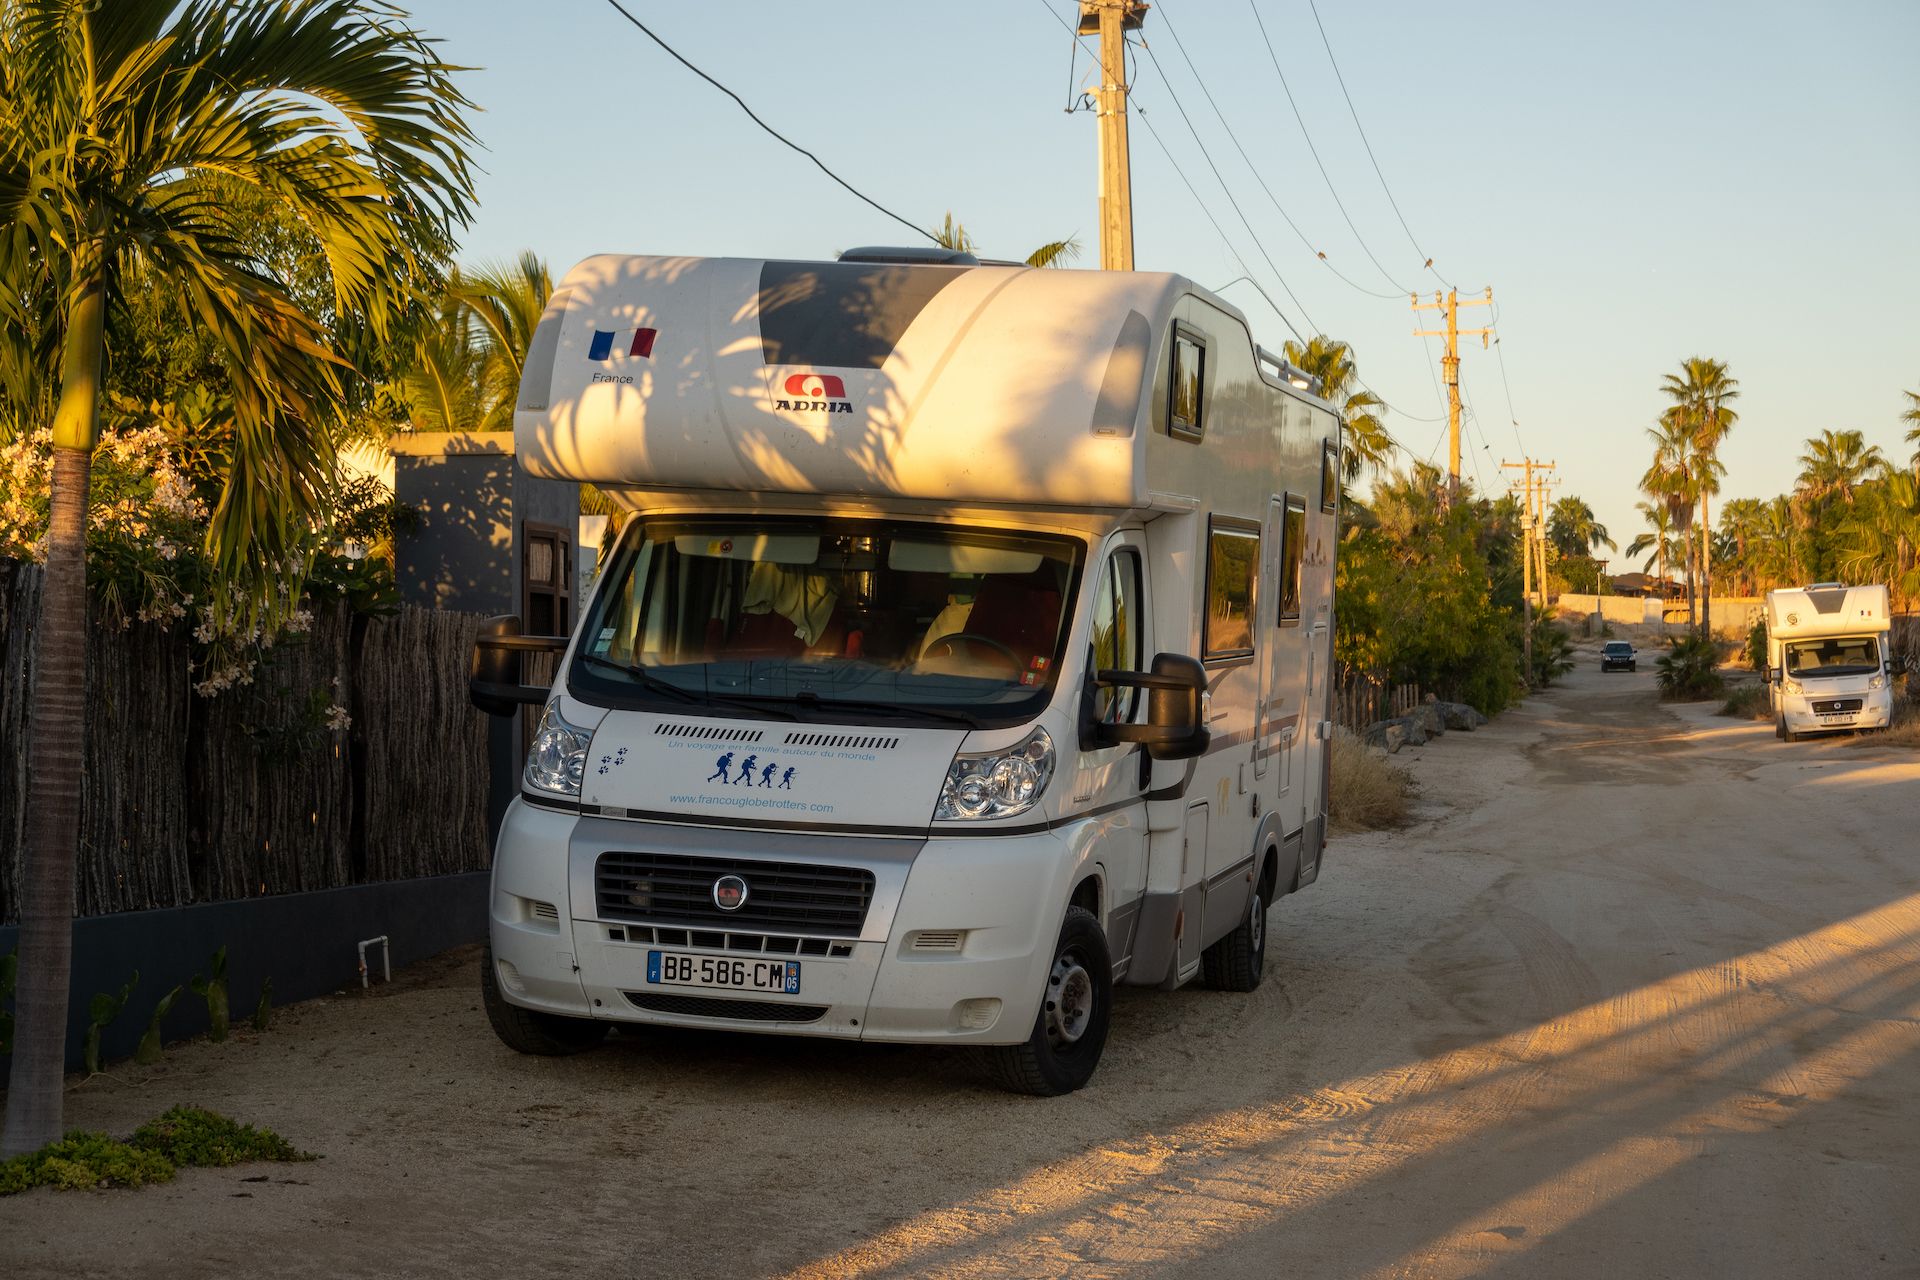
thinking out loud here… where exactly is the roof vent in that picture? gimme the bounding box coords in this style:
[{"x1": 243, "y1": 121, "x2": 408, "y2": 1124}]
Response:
[{"x1": 838, "y1": 246, "x2": 979, "y2": 267}]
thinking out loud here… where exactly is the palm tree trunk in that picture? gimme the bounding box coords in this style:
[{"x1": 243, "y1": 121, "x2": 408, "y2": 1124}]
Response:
[
  {"x1": 1699, "y1": 492, "x2": 1713, "y2": 638},
  {"x1": 1, "y1": 270, "x2": 104, "y2": 1157}
]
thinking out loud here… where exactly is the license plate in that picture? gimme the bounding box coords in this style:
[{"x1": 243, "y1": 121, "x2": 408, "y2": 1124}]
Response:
[{"x1": 647, "y1": 951, "x2": 801, "y2": 994}]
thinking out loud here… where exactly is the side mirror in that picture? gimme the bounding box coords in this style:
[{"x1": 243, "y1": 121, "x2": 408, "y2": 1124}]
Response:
[
  {"x1": 469, "y1": 615, "x2": 568, "y2": 717},
  {"x1": 1083, "y1": 652, "x2": 1212, "y2": 761},
  {"x1": 1766, "y1": 667, "x2": 1782, "y2": 685}
]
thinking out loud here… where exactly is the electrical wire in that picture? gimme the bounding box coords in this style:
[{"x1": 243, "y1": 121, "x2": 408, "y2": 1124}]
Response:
[
  {"x1": 1132, "y1": 39, "x2": 1322, "y2": 335},
  {"x1": 1306, "y1": 0, "x2": 1453, "y2": 291},
  {"x1": 1489, "y1": 301, "x2": 1528, "y2": 454},
  {"x1": 600, "y1": 0, "x2": 936, "y2": 244},
  {"x1": 1133, "y1": 104, "x2": 1307, "y2": 343},
  {"x1": 1241, "y1": 0, "x2": 1412, "y2": 297},
  {"x1": 1153, "y1": 0, "x2": 1402, "y2": 302}
]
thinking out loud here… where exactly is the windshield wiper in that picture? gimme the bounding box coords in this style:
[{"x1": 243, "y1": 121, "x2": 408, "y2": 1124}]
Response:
[
  {"x1": 777, "y1": 690, "x2": 981, "y2": 729},
  {"x1": 577, "y1": 655, "x2": 798, "y2": 720}
]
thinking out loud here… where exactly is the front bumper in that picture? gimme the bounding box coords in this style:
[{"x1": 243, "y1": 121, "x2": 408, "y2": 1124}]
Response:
[
  {"x1": 488, "y1": 799, "x2": 1077, "y2": 1045},
  {"x1": 1778, "y1": 691, "x2": 1893, "y2": 734}
]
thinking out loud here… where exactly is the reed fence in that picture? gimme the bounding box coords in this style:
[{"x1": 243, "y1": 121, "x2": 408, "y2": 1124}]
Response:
[{"x1": 0, "y1": 560, "x2": 492, "y2": 925}]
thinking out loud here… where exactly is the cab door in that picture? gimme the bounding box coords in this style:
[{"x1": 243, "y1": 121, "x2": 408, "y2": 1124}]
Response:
[{"x1": 1071, "y1": 531, "x2": 1152, "y2": 967}]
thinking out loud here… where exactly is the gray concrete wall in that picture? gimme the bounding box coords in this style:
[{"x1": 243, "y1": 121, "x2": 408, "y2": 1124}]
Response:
[{"x1": 391, "y1": 438, "x2": 515, "y2": 614}]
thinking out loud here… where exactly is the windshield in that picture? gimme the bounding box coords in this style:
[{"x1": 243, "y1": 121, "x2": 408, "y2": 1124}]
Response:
[
  {"x1": 1604, "y1": 642, "x2": 1632, "y2": 655},
  {"x1": 1785, "y1": 636, "x2": 1880, "y2": 678},
  {"x1": 572, "y1": 517, "x2": 1083, "y2": 725}
]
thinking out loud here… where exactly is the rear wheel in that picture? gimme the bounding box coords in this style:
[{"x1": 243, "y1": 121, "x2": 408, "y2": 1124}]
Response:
[
  {"x1": 481, "y1": 945, "x2": 607, "y2": 1056},
  {"x1": 983, "y1": 907, "x2": 1111, "y2": 1096},
  {"x1": 1203, "y1": 860, "x2": 1270, "y2": 992}
]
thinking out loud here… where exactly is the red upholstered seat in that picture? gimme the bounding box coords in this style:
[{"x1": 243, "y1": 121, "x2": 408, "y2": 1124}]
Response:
[{"x1": 960, "y1": 572, "x2": 1062, "y2": 674}]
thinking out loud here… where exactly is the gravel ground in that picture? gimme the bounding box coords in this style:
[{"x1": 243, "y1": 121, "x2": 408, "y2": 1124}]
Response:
[{"x1": 4, "y1": 655, "x2": 1918, "y2": 1279}]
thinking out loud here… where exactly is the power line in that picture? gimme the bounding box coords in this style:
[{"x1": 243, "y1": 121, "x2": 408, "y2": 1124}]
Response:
[
  {"x1": 600, "y1": 0, "x2": 935, "y2": 244},
  {"x1": 1132, "y1": 38, "x2": 1322, "y2": 334},
  {"x1": 1132, "y1": 103, "x2": 1306, "y2": 343},
  {"x1": 1242, "y1": 0, "x2": 1411, "y2": 297},
  {"x1": 1306, "y1": 0, "x2": 1453, "y2": 291},
  {"x1": 1489, "y1": 301, "x2": 1527, "y2": 454},
  {"x1": 1153, "y1": 0, "x2": 1402, "y2": 302}
]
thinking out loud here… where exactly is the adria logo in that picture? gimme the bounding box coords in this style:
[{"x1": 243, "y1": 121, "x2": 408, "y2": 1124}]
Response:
[
  {"x1": 774, "y1": 371, "x2": 853, "y2": 414},
  {"x1": 586, "y1": 327, "x2": 658, "y2": 361},
  {"x1": 783, "y1": 373, "x2": 846, "y2": 398}
]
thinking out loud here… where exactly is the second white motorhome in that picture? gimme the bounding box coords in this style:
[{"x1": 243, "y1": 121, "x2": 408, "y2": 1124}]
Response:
[
  {"x1": 1765, "y1": 583, "x2": 1893, "y2": 740},
  {"x1": 470, "y1": 247, "x2": 1341, "y2": 1093}
]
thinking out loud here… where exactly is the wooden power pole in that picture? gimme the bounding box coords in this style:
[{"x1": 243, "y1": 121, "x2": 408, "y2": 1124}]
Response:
[
  {"x1": 1413, "y1": 288, "x2": 1494, "y2": 500},
  {"x1": 1079, "y1": 1, "x2": 1148, "y2": 271},
  {"x1": 1503, "y1": 457, "x2": 1556, "y2": 678}
]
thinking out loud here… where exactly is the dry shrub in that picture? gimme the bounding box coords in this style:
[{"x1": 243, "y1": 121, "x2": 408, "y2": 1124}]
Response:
[
  {"x1": 1851, "y1": 697, "x2": 1920, "y2": 749},
  {"x1": 1719, "y1": 683, "x2": 1771, "y2": 721},
  {"x1": 1328, "y1": 726, "x2": 1415, "y2": 830}
]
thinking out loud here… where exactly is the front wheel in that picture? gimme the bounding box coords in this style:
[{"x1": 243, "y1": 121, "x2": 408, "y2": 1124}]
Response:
[
  {"x1": 481, "y1": 945, "x2": 607, "y2": 1056},
  {"x1": 983, "y1": 907, "x2": 1112, "y2": 1096}
]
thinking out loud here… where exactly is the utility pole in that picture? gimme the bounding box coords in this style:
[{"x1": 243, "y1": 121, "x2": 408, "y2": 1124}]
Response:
[
  {"x1": 1413, "y1": 288, "x2": 1494, "y2": 500},
  {"x1": 1503, "y1": 457, "x2": 1557, "y2": 678},
  {"x1": 1079, "y1": 1, "x2": 1148, "y2": 271}
]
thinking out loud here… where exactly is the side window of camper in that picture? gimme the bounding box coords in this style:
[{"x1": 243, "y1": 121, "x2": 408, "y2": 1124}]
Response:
[
  {"x1": 1279, "y1": 496, "x2": 1305, "y2": 625},
  {"x1": 1091, "y1": 549, "x2": 1144, "y2": 722},
  {"x1": 1169, "y1": 326, "x2": 1206, "y2": 441},
  {"x1": 1321, "y1": 441, "x2": 1339, "y2": 512},
  {"x1": 1204, "y1": 521, "x2": 1259, "y2": 661}
]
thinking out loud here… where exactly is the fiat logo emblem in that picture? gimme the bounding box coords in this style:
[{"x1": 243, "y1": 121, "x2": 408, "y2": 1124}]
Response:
[{"x1": 713, "y1": 875, "x2": 749, "y2": 912}]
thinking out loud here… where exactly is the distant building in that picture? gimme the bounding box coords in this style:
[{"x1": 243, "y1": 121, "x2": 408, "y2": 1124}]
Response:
[
  {"x1": 1607, "y1": 571, "x2": 1685, "y2": 599},
  {"x1": 345, "y1": 431, "x2": 582, "y2": 634}
]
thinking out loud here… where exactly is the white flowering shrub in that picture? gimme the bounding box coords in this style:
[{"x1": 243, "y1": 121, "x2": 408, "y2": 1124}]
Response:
[{"x1": 0, "y1": 425, "x2": 207, "y2": 629}]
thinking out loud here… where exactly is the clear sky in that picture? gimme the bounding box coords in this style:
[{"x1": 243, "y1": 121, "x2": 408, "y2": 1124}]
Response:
[{"x1": 404, "y1": 0, "x2": 1918, "y2": 560}]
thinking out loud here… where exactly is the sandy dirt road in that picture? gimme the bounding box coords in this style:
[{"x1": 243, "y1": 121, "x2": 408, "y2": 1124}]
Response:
[{"x1": 4, "y1": 657, "x2": 1919, "y2": 1279}]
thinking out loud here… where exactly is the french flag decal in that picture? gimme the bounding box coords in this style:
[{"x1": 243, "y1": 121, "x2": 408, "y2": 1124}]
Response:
[{"x1": 587, "y1": 327, "x2": 658, "y2": 361}]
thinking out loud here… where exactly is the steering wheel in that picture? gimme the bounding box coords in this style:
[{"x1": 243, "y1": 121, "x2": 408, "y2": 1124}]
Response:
[{"x1": 918, "y1": 632, "x2": 1022, "y2": 678}]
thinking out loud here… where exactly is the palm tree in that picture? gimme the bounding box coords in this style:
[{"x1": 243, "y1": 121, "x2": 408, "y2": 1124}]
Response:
[
  {"x1": 1660, "y1": 358, "x2": 1739, "y2": 632},
  {"x1": 1796, "y1": 428, "x2": 1886, "y2": 506},
  {"x1": 1282, "y1": 334, "x2": 1394, "y2": 482},
  {"x1": 1716, "y1": 496, "x2": 1769, "y2": 595},
  {"x1": 1625, "y1": 499, "x2": 1681, "y2": 589},
  {"x1": 1643, "y1": 413, "x2": 1699, "y2": 625},
  {"x1": 934, "y1": 212, "x2": 1080, "y2": 270},
  {"x1": 1837, "y1": 471, "x2": 1920, "y2": 608},
  {"x1": 1901, "y1": 388, "x2": 1919, "y2": 476},
  {"x1": 1545, "y1": 495, "x2": 1615, "y2": 558},
  {"x1": 0, "y1": 0, "x2": 475, "y2": 1156},
  {"x1": 449, "y1": 252, "x2": 552, "y2": 430}
]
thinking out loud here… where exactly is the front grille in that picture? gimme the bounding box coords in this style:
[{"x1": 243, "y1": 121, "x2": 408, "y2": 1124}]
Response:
[
  {"x1": 625, "y1": 992, "x2": 828, "y2": 1023},
  {"x1": 613, "y1": 925, "x2": 855, "y2": 958},
  {"x1": 596, "y1": 852, "x2": 875, "y2": 936},
  {"x1": 1813, "y1": 699, "x2": 1863, "y2": 714}
]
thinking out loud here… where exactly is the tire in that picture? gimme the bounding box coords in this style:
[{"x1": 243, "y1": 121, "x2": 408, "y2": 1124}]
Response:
[
  {"x1": 481, "y1": 945, "x2": 606, "y2": 1056},
  {"x1": 983, "y1": 907, "x2": 1112, "y2": 1096},
  {"x1": 1203, "y1": 861, "x2": 1270, "y2": 992},
  {"x1": 1774, "y1": 715, "x2": 1786, "y2": 740}
]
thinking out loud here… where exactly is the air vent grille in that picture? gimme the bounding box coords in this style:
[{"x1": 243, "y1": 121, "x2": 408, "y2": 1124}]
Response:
[
  {"x1": 529, "y1": 900, "x2": 560, "y2": 922},
  {"x1": 655, "y1": 723, "x2": 764, "y2": 743},
  {"x1": 910, "y1": 930, "x2": 965, "y2": 952},
  {"x1": 782, "y1": 732, "x2": 902, "y2": 750}
]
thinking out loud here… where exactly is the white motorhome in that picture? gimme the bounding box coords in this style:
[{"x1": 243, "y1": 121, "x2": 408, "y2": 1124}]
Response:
[
  {"x1": 1765, "y1": 583, "x2": 1893, "y2": 740},
  {"x1": 470, "y1": 248, "x2": 1342, "y2": 1093}
]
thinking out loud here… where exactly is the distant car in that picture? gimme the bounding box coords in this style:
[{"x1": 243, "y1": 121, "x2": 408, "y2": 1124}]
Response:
[{"x1": 1601, "y1": 641, "x2": 1637, "y2": 672}]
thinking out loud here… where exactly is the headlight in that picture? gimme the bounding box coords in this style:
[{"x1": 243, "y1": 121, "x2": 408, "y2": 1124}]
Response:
[
  {"x1": 1869, "y1": 674, "x2": 1886, "y2": 690},
  {"x1": 936, "y1": 727, "x2": 1054, "y2": 821},
  {"x1": 525, "y1": 702, "x2": 591, "y2": 798},
  {"x1": 1780, "y1": 678, "x2": 1802, "y2": 696}
]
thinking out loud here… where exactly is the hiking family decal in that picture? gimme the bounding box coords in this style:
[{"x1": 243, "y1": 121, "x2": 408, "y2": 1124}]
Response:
[{"x1": 705, "y1": 752, "x2": 797, "y2": 790}]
